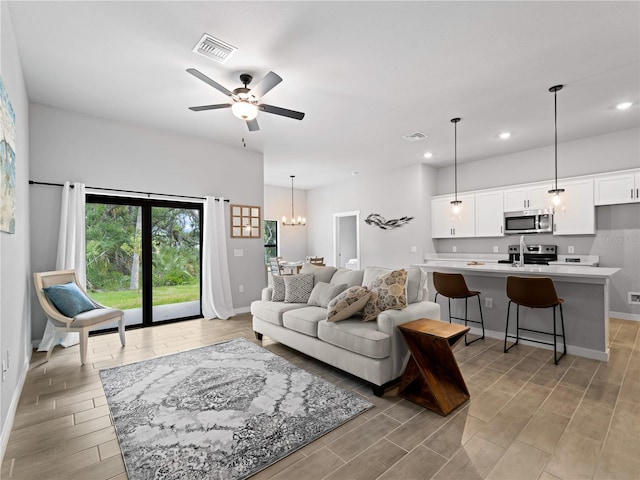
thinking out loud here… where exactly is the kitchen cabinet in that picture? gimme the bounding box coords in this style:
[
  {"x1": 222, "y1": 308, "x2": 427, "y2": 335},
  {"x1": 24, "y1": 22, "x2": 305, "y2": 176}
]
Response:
[
  {"x1": 431, "y1": 194, "x2": 475, "y2": 238},
  {"x1": 503, "y1": 183, "x2": 552, "y2": 212},
  {"x1": 553, "y1": 178, "x2": 595, "y2": 235},
  {"x1": 475, "y1": 190, "x2": 504, "y2": 237},
  {"x1": 594, "y1": 169, "x2": 640, "y2": 205}
]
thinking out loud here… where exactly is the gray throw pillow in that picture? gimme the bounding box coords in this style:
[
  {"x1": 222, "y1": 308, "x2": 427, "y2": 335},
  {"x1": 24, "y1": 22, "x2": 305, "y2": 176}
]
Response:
[
  {"x1": 283, "y1": 274, "x2": 315, "y2": 303},
  {"x1": 299, "y1": 263, "x2": 338, "y2": 284},
  {"x1": 271, "y1": 275, "x2": 286, "y2": 302},
  {"x1": 307, "y1": 282, "x2": 348, "y2": 308}
]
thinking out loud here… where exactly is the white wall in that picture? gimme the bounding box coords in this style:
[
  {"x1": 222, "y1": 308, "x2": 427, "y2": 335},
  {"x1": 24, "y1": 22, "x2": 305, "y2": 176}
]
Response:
[
  {"x1": 263, "y1": 184, "x2": 307, "y2": 262},
  {"x1": 436, "y1": 128, "x2": 639, "y2": 194},
  {"x1": 1, "y1": 1, "x2": 32, "y2": 460},
  {"x1": 306, "y1": 164, "x2": 438, "y2": 268},
  {"x1": 28, "y1": 103, "x2": 265, "y2": 341}
]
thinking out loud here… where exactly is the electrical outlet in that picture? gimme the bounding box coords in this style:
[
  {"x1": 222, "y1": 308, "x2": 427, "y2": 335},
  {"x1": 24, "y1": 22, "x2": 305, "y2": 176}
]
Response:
[
  {"x1": 568, "y1": 246, "x2": 575, "y2": 254},
  {"x1": 493, "y1": 246, "x2": 499, "y2": 253},
  {"x1": 629, "y1": 292, "x2": 640, "y2": 305},
  {"x1": 239, "y1": 285, "x2": 244, "y2": 293},
  {"x1": 410, "y1": 246, "x2": 417, "y2": 253},
  {"x1": 485, "y1": 297, "x2": 493, "y2": 308},
  {"x1": 233, "y1": 249, "x2": 244, "y2": 257},
  {"x1": 452, "y1": 246, "x2": 457, "y2": 253}
]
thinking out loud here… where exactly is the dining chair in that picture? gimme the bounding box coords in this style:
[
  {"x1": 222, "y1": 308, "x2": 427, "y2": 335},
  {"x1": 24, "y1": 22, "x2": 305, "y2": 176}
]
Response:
[
  {"x1": 33, "y1": 269, "x2": 126, "y2": 365},
  {"x1": 308, "y1": 256, "x2": 325, "y2": 266}
]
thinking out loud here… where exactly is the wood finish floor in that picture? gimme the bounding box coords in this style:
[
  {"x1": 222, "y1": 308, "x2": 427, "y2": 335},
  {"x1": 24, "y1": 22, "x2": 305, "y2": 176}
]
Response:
[{"x1": 1, "y1": 314, "x2": 638, "y2": 480}]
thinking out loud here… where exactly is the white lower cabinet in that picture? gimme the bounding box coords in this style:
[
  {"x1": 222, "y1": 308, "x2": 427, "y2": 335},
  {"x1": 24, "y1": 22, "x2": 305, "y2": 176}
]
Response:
[
  {"x1": 431, "y1": 194, "x2": 475, "y2": 238},
  {"x1": 475, "y1": 190, "x2": 504, "y2": 237},
  {"x1": 594, "y1": 170, "x2": 640, "y2": 205},
  {"x1": 553, "y1": 178, "x2": 595, "y2": 235}
]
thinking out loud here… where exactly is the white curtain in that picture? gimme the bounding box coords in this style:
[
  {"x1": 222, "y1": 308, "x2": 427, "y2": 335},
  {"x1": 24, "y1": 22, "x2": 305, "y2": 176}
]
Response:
[
  {"x1": 38, "y1": 182, "x2": 86, "y2": 350},
  {"x1": 202, "y1": 196, "x2": 235, "y2": 319}
]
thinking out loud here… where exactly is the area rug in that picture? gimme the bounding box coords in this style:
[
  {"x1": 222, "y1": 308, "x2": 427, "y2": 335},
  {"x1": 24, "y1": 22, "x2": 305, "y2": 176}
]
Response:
[{"x1": 99, "y1": 337, "x2": 372, "y2": 480}]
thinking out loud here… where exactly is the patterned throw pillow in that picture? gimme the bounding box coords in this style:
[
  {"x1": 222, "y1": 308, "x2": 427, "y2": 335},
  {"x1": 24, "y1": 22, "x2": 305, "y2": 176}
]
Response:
[
  {"x1": 362, "y1": 269, "x2": 408, "y2": 321},
  {"x1": 271, "y1": 275, "x2": 286, "y2": 302},
  {"x1": 283, "y1": 274, "x2": 315, "y2": 303},
  {"x1": 327, "y1": 286, "x2": 371, "y2": 322}
]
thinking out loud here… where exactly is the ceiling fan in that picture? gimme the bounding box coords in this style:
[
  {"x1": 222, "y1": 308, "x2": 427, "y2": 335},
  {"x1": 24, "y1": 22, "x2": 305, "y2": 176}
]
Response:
[{"x1": 186, "y1": 68, "x2": 305, "y2": 132}]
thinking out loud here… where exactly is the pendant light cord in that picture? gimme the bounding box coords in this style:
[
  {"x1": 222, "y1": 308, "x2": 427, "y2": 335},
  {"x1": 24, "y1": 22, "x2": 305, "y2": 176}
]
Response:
[
  {"x1": 454, "y1": 121, "x2": 458, "y2": 202},
  {"x1": 290, "y1": 175, "x2": 295, "y2": 219},
  {"x1": 554, "y1": 88, "x2": 558, "y2": 190}
]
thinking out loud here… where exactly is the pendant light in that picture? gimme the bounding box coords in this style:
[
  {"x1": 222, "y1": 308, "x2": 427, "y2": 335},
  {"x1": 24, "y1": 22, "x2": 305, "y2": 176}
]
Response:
[
  {"x1": 282, "y1": 175, "x2": 306, "y2": 226},
  {"x1": 548, "y1": 85, "x2": 564, "y2": 206},
  {"x1": 450, "y1": 117, "x2": 462, "y2": 215}
]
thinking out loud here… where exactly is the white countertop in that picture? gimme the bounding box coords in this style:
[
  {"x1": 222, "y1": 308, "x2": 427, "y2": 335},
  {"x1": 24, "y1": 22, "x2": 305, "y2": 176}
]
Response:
[{"x1": 413, "y1": 260, "x2": 620, "y2": 280}]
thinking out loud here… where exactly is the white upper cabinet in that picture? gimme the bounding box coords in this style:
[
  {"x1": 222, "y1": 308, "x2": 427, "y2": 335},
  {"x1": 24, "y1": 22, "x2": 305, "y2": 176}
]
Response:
[
  {"x1": 431, "y1": 194, "x2": 475, "y2": 238},
  {"x1": 594, "y1": 170, "x2": 640, "y2": 205},
  {"x1": 553, "y1": 178, "x2": 595, "y2": 235},
  {"x1": 503, "y1": 183, "x2": 552, "y2": 212},
  {"x1": 475, "y1": 190, "x2": 504, "y2": 237}
]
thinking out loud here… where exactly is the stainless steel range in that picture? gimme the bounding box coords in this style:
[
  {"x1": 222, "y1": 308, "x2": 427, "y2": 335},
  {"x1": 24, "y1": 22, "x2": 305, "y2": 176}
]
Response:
[{"x1": 498, "y1": 245, "x2": 558, "y2": 265}]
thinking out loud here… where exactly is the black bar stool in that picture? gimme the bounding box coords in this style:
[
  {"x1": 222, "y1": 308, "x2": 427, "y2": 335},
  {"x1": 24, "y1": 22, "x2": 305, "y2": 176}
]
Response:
[
  {"x1": 433, "y1": 272, "x2": 485, "y2": 346},
  {"x1": 504, "y1": 276, "x2": 566, "y2": 364}
]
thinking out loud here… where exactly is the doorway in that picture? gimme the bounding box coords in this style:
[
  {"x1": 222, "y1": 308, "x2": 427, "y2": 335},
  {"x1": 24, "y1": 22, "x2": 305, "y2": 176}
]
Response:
[
  {"x1": 86, "y1": 194, "x2": 203, "y2": 330},
  {"x1": 333, "y1": 211, "x2": 360, "y2": 269}
]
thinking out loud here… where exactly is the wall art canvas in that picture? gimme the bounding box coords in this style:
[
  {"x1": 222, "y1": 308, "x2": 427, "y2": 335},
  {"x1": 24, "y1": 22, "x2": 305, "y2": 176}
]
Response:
[{"x1": 0, "y1": 75, "x2": 16, "y2": 234}]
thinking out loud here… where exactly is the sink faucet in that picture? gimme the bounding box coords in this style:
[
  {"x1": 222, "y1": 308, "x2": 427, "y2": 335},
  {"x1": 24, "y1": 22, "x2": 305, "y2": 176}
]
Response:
[{"x1": 519, "y1": 235, "x2": 526, "y2": 267}]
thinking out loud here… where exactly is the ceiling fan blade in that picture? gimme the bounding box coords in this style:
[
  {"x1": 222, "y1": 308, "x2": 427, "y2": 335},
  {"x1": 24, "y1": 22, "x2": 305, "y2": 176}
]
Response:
[
  {"x1": 259, "y1": 104, "x2": 305, "y2": 120},
  {"x1": 186, "y1": 68, "x2": 233, "y2": 97},
  {"x1": 246, "y1": 118, "x2": 260, "y2": 132},
  {"x1": 249, "y1": 71, "x2": 282, "y2": 99},
  {"x1": 188, "y1": 104, "x2": 232, "y2": 111}
]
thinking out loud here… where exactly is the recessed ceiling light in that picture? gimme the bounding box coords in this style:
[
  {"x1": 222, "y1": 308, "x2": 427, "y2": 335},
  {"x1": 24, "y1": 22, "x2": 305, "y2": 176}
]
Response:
[
  {"x1": 616, "y1": 101, "x2": 633, "y2": 110},
  {"x1": 351, "y1": 171, "x2": 359, "y2": 176},
  {"x1": 499, "y1": 132, "x2": 511, "y2": 139},
  {"x1": 423, "y1": 152, "x2": 433, "y2": 159}
]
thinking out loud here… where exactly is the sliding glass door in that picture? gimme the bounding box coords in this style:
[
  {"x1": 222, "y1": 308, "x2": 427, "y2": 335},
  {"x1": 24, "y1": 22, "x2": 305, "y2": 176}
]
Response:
[{"x1": 86, "y1": 195, "x2": 202, "y2": 329}]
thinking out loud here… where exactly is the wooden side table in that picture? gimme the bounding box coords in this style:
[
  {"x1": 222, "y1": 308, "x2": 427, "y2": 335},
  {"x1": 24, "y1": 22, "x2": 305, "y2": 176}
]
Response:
[{"x1": 398, "y1": 318, "x2": 470, "y2": 416}]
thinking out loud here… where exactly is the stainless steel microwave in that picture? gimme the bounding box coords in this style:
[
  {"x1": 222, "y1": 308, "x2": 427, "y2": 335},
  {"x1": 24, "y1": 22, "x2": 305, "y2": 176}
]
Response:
[{"x1": 504, "y1": 210, "x2": 553, "y2": 234}]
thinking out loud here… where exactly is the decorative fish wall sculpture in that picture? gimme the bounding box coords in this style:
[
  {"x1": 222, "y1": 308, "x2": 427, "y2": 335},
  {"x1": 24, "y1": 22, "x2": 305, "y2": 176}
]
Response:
[{"x1": 364, "y1": 213, "x2": 414, "y2": 230}]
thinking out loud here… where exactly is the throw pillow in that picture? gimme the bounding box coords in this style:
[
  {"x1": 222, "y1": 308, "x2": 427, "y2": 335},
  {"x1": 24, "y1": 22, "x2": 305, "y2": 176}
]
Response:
[
  {"x1": 283, "y1": 274, "x2": 315, "y2": 303},
  {"x1": 299, "y1": 263, "x2": 338, "y2": 284},
  {"x1": 362, "y1": 269, "x2": 408, "y2": 321},
  {"x1": 43, "y1": 282, "x2": 97, "y2": 317},
  {"x1": 271, "y1": 275, "x2": 286, "y2": 302},
  {"x1": 327, "y1": 286, "x2": 371, "y2": 322},
  {"x1": 307, "y1": 282, "x2": 348, "y2": 308}
]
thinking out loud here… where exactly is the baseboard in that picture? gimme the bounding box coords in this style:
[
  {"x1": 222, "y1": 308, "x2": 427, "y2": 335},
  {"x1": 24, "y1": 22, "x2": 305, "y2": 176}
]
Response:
[
  {"x1": 234, "y1": 306, "x2": 251, "y2": 315},
  {"x1": 0, "y1": 349, "x2": 32, "y2": 463},
  {"x1": 466, "y1": 326, "x2": 609, "y2": 362},
  {"x1": 609, "y1": 311, "x2": 640, "y2": 322}
]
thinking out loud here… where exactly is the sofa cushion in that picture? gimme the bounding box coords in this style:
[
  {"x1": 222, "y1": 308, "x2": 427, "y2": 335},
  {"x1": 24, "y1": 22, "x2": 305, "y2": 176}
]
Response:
[
  {"x1": 363, "y1": 269, "x2": 408, "y2": 321},
  {"x1": 362, "y1": 266, "x2": 426, "y2": 304},
  {"x1": 282, "y1": 306, "x2": 327, "y2": 337},
  {"x1": 300, "y1": 263, "x2": 338, "y2": 285},
  {"x1": 250, "y1": 300, "x2": 309, "y2": 326},
  {"x1": 283, "y1": 274, "x2": 314, "y2": 303},
  {"x1": 307, "y1": 282, "x2": 348, "y2": 308},
  {"x1": 318, "y1": 319, "x2": 391, "y2": 359},
  {"x1": 331, "y1": 268, "x2": 364, "y2": 288},
  {"x1": 271, "y1": 275, "x2": 286, "y2": 302},
  {"x1": 327, "y1": 286, "x2": 371, "y2": 322}
]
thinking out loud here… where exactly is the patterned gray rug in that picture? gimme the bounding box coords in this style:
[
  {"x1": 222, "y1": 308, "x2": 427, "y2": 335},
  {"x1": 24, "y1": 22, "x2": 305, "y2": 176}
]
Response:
[{"x1": 100, "y1": 337, "x2": 372, "y2": 480}]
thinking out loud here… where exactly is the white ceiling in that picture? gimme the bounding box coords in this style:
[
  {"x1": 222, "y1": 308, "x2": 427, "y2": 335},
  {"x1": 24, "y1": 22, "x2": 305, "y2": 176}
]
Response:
[{"x1": 8, "y1": 1, "x2": 639, "y2": 190}]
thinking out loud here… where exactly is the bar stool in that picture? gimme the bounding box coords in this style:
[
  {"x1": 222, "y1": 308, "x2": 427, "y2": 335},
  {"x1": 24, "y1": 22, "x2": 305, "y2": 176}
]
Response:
[
  {"x1": 433, "y1": 272, "x2": 485, "y2": 346},
  {"x1": 504, "y1": 276, "x2": 566, "y2": 364}
]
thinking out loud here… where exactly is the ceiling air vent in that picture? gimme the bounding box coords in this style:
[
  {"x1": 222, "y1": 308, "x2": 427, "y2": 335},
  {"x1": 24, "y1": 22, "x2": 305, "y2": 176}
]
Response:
[
  {"x1": 192, "y1": 34, "x2": 237, "y2": 64},
  {"x1": 402, "y1": 132, "x2": 427, "y2": 142}
]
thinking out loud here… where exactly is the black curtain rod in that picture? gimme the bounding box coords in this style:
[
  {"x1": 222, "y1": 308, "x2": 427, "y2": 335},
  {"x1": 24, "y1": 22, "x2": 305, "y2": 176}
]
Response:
[{"x1": 28, "y1": 180, "x2": 230, "y2": 202}]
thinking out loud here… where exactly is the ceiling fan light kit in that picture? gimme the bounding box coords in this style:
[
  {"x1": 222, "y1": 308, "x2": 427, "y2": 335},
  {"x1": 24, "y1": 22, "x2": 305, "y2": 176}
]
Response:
[{"x1": 187, "y1": 68, "x2": 305, "y2": 132}]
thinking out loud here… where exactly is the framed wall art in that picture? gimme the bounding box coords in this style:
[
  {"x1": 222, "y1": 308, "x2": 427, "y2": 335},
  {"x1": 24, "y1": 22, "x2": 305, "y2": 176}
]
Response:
[
  {"x1": 0, "y1": 75, "x2": 16, "y2": 234},
  {"x1": 230, "y1": 204, "x2": 261, "y2": 238}
]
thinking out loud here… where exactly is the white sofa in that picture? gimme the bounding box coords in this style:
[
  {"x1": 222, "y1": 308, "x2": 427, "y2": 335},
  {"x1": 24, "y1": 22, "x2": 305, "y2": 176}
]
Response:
[{"x1": 250, "y1": 265, "x2": 441, "y2": 396}]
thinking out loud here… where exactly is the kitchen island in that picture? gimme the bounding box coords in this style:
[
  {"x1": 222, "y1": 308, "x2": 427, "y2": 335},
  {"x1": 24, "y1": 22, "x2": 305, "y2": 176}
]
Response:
[{"x1": 414, "y1": 261, "x2": 620, "y2": 361}]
